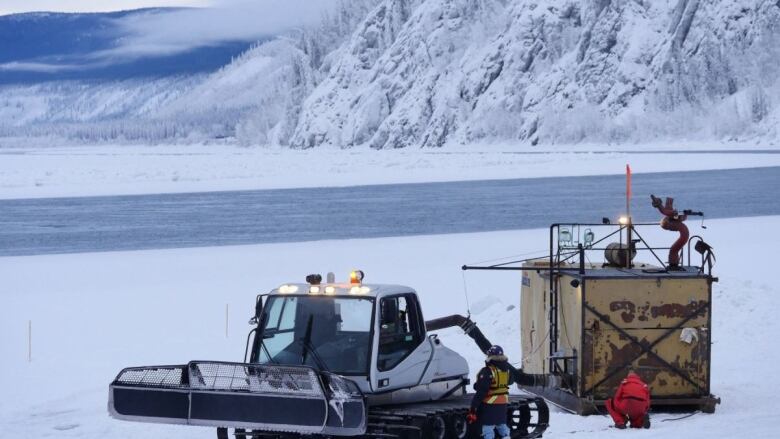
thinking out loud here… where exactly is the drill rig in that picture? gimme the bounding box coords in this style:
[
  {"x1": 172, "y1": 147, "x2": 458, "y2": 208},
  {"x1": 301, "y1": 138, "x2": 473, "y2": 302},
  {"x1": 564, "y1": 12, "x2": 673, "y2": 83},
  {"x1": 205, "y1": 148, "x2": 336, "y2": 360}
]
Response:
[{"x1": 463, "y1": 196, "x2": 719, "y2": 415}]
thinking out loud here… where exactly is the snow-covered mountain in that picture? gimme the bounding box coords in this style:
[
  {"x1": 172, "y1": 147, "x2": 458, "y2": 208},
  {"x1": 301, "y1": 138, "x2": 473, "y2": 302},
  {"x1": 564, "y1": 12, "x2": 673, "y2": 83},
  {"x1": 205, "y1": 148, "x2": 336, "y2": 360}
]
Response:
[
  {"x1": 285, "y1": 0, "x2": 780, "y2": 148},
  {"x1": 1, "y1": 0, "x2": 778, "y2": 147}
]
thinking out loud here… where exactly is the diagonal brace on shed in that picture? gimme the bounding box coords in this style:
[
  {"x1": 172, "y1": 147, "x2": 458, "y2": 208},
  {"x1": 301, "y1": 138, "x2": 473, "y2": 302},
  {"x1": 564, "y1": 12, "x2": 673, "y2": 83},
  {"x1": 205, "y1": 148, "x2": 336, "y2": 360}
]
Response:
[{"x1": 582, "y1": 301, "x2": 710, "y2": 396}]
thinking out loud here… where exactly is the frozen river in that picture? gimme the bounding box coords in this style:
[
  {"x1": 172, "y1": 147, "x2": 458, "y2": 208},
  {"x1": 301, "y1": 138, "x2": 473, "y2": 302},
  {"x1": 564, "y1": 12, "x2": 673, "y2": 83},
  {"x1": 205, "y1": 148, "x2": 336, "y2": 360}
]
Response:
[{"x1": 0, "y1": 166, "x2": 777, "y2": 256}]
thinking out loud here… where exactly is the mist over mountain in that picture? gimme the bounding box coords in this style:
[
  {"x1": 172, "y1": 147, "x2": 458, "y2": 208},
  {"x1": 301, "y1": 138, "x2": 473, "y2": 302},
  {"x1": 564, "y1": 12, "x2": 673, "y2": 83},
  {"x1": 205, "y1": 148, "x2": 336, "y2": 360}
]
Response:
[
  {"x1": 0, "y1": 9, "x2": 253, "y2": 84},
  {"x1": 1, "y1": 0, "x2": 778, "y2": 147}
]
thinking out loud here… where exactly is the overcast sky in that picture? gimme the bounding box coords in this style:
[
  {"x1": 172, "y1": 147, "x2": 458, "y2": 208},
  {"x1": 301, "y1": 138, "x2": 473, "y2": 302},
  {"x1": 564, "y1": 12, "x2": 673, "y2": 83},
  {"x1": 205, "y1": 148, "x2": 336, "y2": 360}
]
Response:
[
  {"x1": 0, "y1": 0, "x2": 339, "y2": 71},
  {"x1": 0, "y1": 1, "x2": 211, "y2": 16}
]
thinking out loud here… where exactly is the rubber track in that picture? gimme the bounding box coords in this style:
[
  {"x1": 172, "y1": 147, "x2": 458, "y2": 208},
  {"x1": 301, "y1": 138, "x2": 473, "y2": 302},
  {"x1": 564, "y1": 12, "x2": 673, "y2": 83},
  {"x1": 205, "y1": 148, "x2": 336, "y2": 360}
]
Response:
[
  {"x1": 226, "y1": 395, "x2": 549, "y2": 438},
  {"x1": 365, "y1": 395, "x2": 549, "y2": 439}
]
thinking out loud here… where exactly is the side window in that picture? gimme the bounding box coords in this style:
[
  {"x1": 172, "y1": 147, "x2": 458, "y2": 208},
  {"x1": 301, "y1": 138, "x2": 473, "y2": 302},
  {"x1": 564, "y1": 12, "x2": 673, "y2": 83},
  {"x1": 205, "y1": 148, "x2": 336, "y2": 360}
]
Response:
[
  {"x1": 263, "y1": 296, "x2": 296, "y2": 331},
  {"x1": 377, "y1": 295, "x2": 423, "y2": 371},
  {"x1": 257, "y1": 297, "x2": 297, "y2": 363}
]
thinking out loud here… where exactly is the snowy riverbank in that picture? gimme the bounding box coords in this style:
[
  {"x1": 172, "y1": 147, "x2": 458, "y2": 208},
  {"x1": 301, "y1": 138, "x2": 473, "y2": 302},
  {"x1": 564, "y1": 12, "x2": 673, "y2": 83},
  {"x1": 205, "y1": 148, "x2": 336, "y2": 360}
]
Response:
[
  {"x1": 1, "y1": 216, "x2": 777, "y2": 438},
  {"x1": 1, "y1": 143, "x2": 779, "y2": 199}
]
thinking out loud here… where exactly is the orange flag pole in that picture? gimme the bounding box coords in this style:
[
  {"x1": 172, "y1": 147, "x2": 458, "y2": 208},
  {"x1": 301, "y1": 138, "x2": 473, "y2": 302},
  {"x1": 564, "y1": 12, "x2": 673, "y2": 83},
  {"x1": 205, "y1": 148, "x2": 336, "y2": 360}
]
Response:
[
  {"x1": 626, "y1": 164, "x2": 632, "y2": 219},
  {"x1": 626, "y1": 164, "x2": 632, "y2": 268}
]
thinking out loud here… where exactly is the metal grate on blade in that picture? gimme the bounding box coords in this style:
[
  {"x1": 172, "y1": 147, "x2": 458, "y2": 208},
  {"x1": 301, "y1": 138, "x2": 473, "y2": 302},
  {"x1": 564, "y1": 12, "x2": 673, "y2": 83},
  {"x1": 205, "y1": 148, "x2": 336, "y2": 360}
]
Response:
[
  {"x1": 189, "y1": 362, "x2": 324, "y2": 397},
  {"x1": 114, "y1": 365, "x2": 187, "y2": 388}
]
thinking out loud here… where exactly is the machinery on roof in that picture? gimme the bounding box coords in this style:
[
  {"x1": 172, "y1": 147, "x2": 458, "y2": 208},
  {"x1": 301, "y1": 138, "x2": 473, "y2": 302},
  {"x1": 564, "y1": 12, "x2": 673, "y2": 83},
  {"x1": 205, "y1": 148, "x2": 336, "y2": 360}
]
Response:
[{"x1": 463, "y1": 194, "x2": 720, "y2": 415}]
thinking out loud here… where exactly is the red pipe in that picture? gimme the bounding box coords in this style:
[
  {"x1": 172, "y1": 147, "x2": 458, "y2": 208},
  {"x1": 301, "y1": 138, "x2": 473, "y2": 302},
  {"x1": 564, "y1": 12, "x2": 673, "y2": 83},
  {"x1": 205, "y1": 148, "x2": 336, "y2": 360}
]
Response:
[{"x1": 651, "y1": 195, "x2": 688, "y2": 268}]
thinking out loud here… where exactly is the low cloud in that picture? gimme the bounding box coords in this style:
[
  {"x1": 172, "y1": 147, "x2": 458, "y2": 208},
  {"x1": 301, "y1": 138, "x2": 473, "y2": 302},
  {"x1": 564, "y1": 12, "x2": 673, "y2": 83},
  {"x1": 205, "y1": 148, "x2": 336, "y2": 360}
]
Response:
[
  {"x1": 101, "y1": 0, "x2": 338, "y2": 59},
  {"x1": 0, "y1": 61, "x2": 82, "y2": 73}
]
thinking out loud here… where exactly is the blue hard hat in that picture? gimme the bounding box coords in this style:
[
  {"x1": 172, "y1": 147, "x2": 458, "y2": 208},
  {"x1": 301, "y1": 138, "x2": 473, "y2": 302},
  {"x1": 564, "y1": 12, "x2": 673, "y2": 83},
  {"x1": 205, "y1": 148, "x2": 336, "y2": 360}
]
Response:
[{"x1": 487, "y1": 345, "x2": 504, "y2": 356}]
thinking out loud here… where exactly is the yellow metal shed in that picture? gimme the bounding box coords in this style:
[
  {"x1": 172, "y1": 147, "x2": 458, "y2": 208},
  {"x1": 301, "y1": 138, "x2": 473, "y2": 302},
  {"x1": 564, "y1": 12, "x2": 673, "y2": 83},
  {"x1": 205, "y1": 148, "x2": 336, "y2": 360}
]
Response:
[
  {"x1": 521, "y1": 259, "x2": 718, "y2": 414},
  {"x1": 464, "y1": 221, "x2": 720, "y2": 414},
  {"x1": 510, "y1": 220, "x2": 721, "y2": 415}
]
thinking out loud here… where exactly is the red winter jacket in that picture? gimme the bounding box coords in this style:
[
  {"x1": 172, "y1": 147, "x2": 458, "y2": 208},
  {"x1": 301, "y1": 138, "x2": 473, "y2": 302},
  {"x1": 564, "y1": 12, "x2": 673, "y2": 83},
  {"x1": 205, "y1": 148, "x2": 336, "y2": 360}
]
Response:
[{"x1": 615, "y1": 373, "x2": 650, "y2": 412}]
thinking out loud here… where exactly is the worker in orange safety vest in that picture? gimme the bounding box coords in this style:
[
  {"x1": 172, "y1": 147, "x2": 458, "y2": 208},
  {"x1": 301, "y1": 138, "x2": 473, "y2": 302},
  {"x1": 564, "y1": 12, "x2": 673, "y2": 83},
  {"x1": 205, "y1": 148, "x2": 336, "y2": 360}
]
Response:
[{"x1": 467, "y1": 345, "x2": 514, "y2": 439}]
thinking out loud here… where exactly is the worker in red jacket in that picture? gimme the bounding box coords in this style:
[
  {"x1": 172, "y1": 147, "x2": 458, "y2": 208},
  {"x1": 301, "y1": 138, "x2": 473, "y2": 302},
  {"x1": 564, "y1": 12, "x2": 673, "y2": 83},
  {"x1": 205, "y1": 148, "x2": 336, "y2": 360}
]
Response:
[{"x1": 605, "y1": 371, "x2": 651, "y2": 429}]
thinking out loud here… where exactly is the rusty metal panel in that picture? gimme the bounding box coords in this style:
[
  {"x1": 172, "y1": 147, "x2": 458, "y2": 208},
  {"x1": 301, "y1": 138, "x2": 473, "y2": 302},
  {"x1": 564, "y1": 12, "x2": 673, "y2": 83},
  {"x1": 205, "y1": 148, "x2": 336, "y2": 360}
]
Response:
[
  {"x1": 558, "y1": 276, "x2": 582, "y2": 356},
  {"x1": 581, "y1": 277, "x2": 711, "y2": 399},
  {"x1": 582, "y1": 328, "x2": 710, "y2": 399},
  {"x1": 585, "y1": 278, "x2": 709, "y2": 329},
  {"x1": 521, "y1": 269, "x2": 550, "y2": 375}
]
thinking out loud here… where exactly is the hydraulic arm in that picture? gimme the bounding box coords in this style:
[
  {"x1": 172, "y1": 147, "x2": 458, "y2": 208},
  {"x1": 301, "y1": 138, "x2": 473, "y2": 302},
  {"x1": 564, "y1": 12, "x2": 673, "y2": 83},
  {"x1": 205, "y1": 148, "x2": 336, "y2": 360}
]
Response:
[{"x1": 425, "y1": 314, "x2": 550, "y2": 388}]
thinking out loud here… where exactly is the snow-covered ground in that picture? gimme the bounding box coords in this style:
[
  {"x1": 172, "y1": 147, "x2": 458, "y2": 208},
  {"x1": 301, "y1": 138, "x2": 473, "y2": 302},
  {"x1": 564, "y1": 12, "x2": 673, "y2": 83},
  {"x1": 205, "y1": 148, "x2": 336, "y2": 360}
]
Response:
[
  {"x1": 1, "y1": 143, "x2": 779, "y2": 199},
  {"x1": 0, "y1": 216, "x2": 776, "y2": 438}
]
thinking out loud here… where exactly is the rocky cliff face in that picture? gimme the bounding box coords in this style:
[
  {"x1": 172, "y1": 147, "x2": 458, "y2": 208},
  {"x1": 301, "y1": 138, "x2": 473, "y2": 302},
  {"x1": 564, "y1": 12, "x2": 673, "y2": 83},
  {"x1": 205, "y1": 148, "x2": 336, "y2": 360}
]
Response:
[
  {"x1": 278, "y1": 0, "x2": 780, "y2": 147},
  {"x1": 2, "y1": 0, "x2": 778, "y2": 147}
]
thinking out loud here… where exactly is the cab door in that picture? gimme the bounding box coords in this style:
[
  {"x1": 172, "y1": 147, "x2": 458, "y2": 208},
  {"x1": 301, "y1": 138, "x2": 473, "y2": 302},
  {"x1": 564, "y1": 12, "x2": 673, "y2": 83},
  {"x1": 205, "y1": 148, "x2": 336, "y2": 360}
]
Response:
[{"x1": 370, "y1": 293, "x2": 433, "y2": 392}]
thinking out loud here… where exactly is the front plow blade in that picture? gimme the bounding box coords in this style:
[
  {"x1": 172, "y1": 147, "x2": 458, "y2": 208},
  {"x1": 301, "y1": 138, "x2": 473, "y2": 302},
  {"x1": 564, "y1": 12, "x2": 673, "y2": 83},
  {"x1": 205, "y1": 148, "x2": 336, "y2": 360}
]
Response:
[{"x1": 109, "y1": 361, "x2": 366, "y2": 436}]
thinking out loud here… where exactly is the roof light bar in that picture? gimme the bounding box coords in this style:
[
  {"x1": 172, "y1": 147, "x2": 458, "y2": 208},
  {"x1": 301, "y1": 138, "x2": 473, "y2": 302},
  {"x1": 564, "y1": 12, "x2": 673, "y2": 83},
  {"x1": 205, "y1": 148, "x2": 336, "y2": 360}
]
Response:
[
  {"x1": 349, "y1": 286, "x2": 371, "y2": 295},
  {"x1": 279, "y1": 285, "x2": 298, "y2": 294}
]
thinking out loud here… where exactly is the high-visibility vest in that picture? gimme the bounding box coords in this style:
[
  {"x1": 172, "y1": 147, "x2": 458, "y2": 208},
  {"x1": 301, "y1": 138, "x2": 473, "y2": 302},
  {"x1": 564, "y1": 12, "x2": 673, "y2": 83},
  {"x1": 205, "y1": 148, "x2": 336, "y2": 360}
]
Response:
[{"x1": 483, "y1": 365, "x2": 510, "y2": 404}]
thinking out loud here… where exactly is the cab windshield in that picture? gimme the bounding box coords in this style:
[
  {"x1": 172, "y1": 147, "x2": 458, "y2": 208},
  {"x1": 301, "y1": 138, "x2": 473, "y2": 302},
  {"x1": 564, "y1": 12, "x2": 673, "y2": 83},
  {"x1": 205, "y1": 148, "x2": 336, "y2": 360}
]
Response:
[{"x1": 256, "y1": 295, "x2": 374, "y2": 375}]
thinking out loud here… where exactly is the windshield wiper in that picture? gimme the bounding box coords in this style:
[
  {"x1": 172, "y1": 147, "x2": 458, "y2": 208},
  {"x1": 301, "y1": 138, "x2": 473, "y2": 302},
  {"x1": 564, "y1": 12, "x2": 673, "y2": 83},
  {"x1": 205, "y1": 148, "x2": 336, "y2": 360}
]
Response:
[
  {"x1": 299, "y1": 314, "x2": 330, "y2": 372},
  {"x1": 253, "y1": 312, "x2": 283, "y2": 365},
  {"x1": 260, "y1": 342, "x2": 278, "y2": 364}
]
